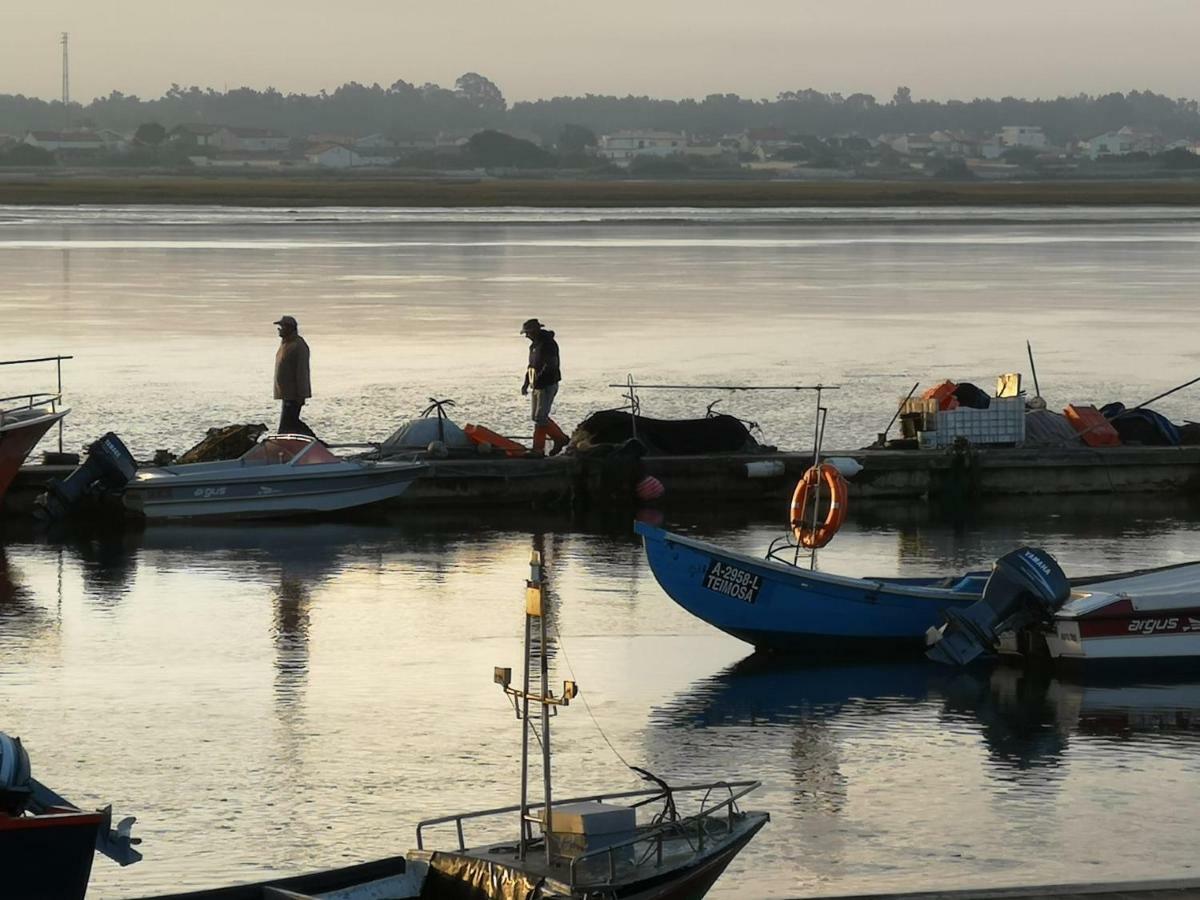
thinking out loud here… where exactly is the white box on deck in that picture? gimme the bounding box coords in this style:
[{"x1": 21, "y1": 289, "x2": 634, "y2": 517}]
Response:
[{"x1": 538, "y1": 801, "x2": 636, "y2": 836}]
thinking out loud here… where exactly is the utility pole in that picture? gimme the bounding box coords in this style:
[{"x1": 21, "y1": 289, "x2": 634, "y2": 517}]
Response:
[{"x1": 61, "y1": 32, "x2": 70, "y2": 131}]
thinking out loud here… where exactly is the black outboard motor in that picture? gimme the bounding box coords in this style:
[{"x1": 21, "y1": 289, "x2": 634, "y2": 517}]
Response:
[
  {"x1": 927, "y1": 547, "x2": 1071, "y2": 667},
  {"x1": 35, "y1": 432, "x2": 138, "y2": 522}
]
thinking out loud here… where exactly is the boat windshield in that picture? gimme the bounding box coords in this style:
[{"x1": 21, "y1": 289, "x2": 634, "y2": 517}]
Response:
[{"x1": 241, "y1": 438, "x2": 340, "y2": 467}]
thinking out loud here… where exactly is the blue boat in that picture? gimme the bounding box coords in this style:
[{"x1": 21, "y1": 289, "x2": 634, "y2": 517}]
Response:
[{"x1": 635, "y1": 522, "x2": 988, "y2": 655}]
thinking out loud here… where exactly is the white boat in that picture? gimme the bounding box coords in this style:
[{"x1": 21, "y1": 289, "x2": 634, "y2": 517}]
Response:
[
  {"x1": 928, "y1": 547, "x2": 1200, "y2": 670},
  {"x1": 123, "y1": 434, "x2": 425, "y2": 520},
  {"x1": 1029, "y1": 562, "x2": 1200, "y2": 666}
]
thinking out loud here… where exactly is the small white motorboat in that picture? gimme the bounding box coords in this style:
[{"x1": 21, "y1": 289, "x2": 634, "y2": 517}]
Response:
[
  {"x1": 928, "y1": 546, "x2": 1200, "y2": 670},
  {"x1": 123, "y1": 434, "x2": 425, "y2": 520}
]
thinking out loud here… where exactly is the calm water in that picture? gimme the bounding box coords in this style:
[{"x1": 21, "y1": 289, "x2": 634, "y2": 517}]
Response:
[
  {"x1": 2, "y1": 206, "x2": 1200, "y2": 898},
  {"x1": 2, "y1": 205, "x2": 1200, "y2": 455}
]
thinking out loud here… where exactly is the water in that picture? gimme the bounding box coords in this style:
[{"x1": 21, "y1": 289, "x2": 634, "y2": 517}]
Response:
[
  {"x1": 2, "y1": 205, "x2": 1200, "y2": 456},
  {"x1": 2, "y1": 206, "x2": 1200, "y2": 897}
]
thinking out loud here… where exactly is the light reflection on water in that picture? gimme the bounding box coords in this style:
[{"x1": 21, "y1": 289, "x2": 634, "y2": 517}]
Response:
[
  {"x1": 2, "y1": 206, "x2": 1200, "y2": 458},
  {"x1": 1, "y1": 499, "x2": 1199, "y2": 898}
]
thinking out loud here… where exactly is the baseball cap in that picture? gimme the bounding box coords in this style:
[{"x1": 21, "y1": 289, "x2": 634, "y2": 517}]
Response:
[
  {"x1": 520, "y1": 318, "x2": 543, "y2": 335},
  {"x1": 274, "y1": 315, "x2": 298, "y2": 328}
]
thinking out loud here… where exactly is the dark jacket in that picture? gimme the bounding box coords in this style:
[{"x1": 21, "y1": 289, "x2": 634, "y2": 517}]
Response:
[
  {"x1": 524, "y1": 329, "x2": 562, "y2": 390},
  {"x1": 274, "y1": 335, "x2": 312, "y2": 401}
]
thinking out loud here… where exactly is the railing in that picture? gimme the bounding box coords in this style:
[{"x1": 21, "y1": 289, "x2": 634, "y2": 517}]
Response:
[
  {"x1": 415, "y1": 779, "x2": 761, "y2": 888},
  {"x1": 0, "y1": 356, "x2": 73, "y2": 453}
]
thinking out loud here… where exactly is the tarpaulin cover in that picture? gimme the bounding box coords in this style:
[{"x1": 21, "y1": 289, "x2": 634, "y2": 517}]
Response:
[
  {"x1": 1022, "y1": 410, "x2": 1081, "y2": 447},
  {"x1": 572, "y1": 411, "x2": 760, "y2": 456},
  {"x1": 1099, "y1": 403, "x2": 1181, "y2": 446},
  {"x1": 382, "y1": 416, "x2": 473, "y2": 450},
  {"x1": 420, "y1": 852, "x2": 546, "y2": 899}
]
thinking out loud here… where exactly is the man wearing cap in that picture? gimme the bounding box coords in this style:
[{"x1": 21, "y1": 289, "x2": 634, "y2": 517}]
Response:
[
  {"x1": 273, "y1": 315, "x2": 315, "y2": 437},
  {"x1": 520, "y1": 318, "x2": 568, "y2": 456}
]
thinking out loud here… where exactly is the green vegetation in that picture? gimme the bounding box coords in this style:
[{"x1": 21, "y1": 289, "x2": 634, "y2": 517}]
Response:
[{"x1": 1, "y1": 81, "x2": 1197, "y2": 149}]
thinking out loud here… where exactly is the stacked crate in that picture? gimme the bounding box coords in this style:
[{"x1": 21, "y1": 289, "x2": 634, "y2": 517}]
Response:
[{"x1": 930, "y1": 395, "x2": 1026, "y2": 447}]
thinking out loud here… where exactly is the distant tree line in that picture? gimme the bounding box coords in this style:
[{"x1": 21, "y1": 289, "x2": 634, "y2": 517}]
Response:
[{"x1": 3, "y1": 77, "x2": 1199, "y2": 145}]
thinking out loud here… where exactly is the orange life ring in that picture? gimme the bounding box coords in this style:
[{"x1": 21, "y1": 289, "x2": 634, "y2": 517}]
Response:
[{"x1": 789, "y1": 463, "x2": 848, "y2": 549}]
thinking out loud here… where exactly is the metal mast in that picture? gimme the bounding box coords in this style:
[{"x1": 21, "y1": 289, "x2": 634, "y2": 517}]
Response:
[
  {"x1": 60, "y1": 32, "x2": 70, "y2": 130},
  {"x1": 494, "y1": 550, "x2": 577, "y2": 867}
]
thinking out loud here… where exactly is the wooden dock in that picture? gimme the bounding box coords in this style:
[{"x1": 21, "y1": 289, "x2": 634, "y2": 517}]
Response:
[{"x1": 5, "y1": 445, "x2": 1200, "y2": 518}]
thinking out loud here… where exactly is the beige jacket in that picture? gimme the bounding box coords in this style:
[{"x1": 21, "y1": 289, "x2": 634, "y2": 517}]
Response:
[{"x1": 274, "y1": 335, "x2": 312, "y2": 401}]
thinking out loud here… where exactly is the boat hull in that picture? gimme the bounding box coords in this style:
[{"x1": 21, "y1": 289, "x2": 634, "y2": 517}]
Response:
[
  {"x1": 125, "y1": 463, "x2": 424, "y2": 520},
  {"x1": 0, "y1": 810, "x2": 102, "y2": 900},
  {"x1": 0, "y1": 410, "x2": 64, "y2": 504},
  {"x1": 636, "y1": 523, "x2": 980, "y2": 656}
]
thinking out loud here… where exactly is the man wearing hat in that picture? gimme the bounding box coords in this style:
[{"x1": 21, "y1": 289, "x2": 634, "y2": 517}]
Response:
[
  {"x1": 520, "y1": 318, "x2": 568, "y2": 456},
  {"x1": 273, "y1": 315, "x2": 314, "y2": 437}
]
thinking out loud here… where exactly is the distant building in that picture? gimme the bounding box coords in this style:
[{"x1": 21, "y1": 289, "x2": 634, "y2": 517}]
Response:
[
  {"x1": 212, "y1": 126, "x2": 290, "y2": 154},
  {"x1": 999, "y1": 125, "x2": 1047, "y2": 149},
  {"x1": 888, "y1": 134, "x2": 934, "y2": 156},
  {"x1": 306, "y1": 143, "x2": 360, "y2": 169},
  {"x1": 598, "y1": 130, "x2": 686, "y2": 162},
  {"x1": 169, "y1": 124, "x2": 222, "y2": 149},
  {"x1": 929, "y1": 130, "x2": 977, "y2": 157},
  {"x1": 1086, "y1": 126, "x2": 1163, "y2": 159},
  {"x1": 23, "y1": 130, "x2": 105, "y2": 152}
]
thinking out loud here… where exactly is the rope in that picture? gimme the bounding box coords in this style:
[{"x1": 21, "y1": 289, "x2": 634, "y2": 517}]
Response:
[{"x1": 548, "y1": 620, "x2": 641, "y2": 780}]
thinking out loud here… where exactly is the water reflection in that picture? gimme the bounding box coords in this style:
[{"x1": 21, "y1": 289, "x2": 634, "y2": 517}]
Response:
[{"x1": 656, "y1": 655, "x2": 1200, "y2": 788}]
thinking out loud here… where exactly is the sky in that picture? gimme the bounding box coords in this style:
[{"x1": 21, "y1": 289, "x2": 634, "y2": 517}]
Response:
[{"x1": 2, "y1": 1, "x2": 1198, "y2": 105}]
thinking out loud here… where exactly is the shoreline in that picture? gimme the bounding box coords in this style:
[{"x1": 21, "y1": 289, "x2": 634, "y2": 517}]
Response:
[{"x1": 3, "y1": 174, "x2": 1200, "y2": 207}]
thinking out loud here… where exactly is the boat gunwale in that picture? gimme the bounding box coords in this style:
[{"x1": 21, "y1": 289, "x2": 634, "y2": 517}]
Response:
[
  {"x1": 415, "y1": 779, "x2": 761, "y2": 849},
  {"x1": 639, "y1": 524, "x2": 982, "y2": 602}
]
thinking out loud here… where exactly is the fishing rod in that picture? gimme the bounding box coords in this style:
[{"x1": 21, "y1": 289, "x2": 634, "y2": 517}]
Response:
[{"x1": 878, "y1": 381, "x2": 920, "y2": 446}]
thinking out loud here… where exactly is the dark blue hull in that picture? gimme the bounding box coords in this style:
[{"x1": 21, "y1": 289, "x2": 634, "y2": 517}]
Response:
[{"x1": 635, "y1": 523, "x2": 985, "y2": 657}]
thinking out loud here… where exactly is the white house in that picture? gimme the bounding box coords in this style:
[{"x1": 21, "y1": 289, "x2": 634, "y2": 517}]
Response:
[
  {"x1": 169, "y1": 124, "x2": 222, "y2": 148},
  {"x1": 888, "y1": 133, "x2": 934, "y2": 156},
  {"x1": 212, "y1": 126, "x2": 290, "y2": 154},
  {"x1": 306, "y1": 143, "x2": 360, "y2": 168},
  {"x1": 999, "y1": 125, "x2": 1047, "y2": 149},
  {"x1": 598, "y1": 131, "x2": 687, "y2": 162},
  {"x1": 1086, "y1": 127, "x2": 1163, "y2": 159},
  {"x1": 23, "y1": 130, "x2": 105, "y2": 152}
]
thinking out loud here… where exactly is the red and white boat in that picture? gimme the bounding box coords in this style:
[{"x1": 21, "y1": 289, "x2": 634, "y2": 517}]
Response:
[
  {"x1": 0, "y1": 732, "x2": 140, "y2": 900},
  {"x1": 0, "y1": 406, "x2": 68, "y2": 502},
  {"x1": 1, "y1": 355, "x2": 72, "y2": 507},
  {"x1": 1036, "y1": 562, "x2": 1200, "y2": 665},
  {"x1": 928, "y1": 547, "x2": 1200, "y2": 669}
]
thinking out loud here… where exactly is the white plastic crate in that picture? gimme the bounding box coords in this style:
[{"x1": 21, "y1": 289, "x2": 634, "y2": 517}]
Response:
[{"x1": 929, "y1": 395, "x2": 1025, "y2": 447}]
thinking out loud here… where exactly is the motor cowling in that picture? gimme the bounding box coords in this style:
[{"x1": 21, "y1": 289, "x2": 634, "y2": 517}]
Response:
[
  {"x1": 927, "y1": 547, "x2": 1070, "y2": 667},
  {"x1": 35, "y1": 432, "x2": 137, "y2": 522},
  {"x1": 0, "y1": 732, "x2": 33, "y2": 816}
]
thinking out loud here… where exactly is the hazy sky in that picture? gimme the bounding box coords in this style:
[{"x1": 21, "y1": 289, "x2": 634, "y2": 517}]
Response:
[{"x1": 4, "y1": 1, "x2": 1198, "y2": 104}]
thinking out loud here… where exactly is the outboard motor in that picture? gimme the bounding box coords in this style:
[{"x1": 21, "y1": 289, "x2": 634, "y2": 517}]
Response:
[
  {"x1": 0, "y1": 732, "x2": 33, "y2": 816},
  {"x1": 35, "y1": 432, "x2": 138, "y2": 522},
  {"x1": 927, "y1": 547, "x2": 1070, "y2": 667},
  {"x1": 0, "y1": 731, "x2": 142, "y2": 865}
]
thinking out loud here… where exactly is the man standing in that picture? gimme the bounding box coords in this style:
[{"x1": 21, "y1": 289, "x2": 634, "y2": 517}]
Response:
[
  {"x1": 273, "y1": 315, "x2": 315, "y2": 437},
  {"x1": 520, "y1": 318, "x2": 568, "y2": 456}
]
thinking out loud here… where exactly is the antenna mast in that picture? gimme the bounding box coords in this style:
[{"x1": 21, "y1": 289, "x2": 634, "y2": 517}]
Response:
[
  {"x1": 493, "y1": 551, "x2": 578, "y2": 867},
  {"x1": 61, "y1": 32, "x2": 70, "y2": 130}
]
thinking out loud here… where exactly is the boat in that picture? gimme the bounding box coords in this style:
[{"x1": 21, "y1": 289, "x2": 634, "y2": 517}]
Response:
[
  {"x1": 928, "y1": 546, "x2": 1200, "y2": 670},
  {"x1": 635, "y1": 521, "x2": 989, "y2": 654},
  {"x1": 132, "y1": 551, "x2": 767, "y2": 900},
  {"x1": 122, "y1": 434, "x2": 426, "y2": 520},
  {"x1": 1, "y1": 732, "x2": 140, "y2": 900},
  {"x1": 1, "y1": 355, "x2": 72, "y2": 506}
]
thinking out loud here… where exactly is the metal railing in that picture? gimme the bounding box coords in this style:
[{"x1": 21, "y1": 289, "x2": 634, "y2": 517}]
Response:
[
  {"x1": 415, "y1": 779, "x2": 761, "y2": 888},
  {"x1": 0, "y1": 356, "x2": 73, "y2": 453}
]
